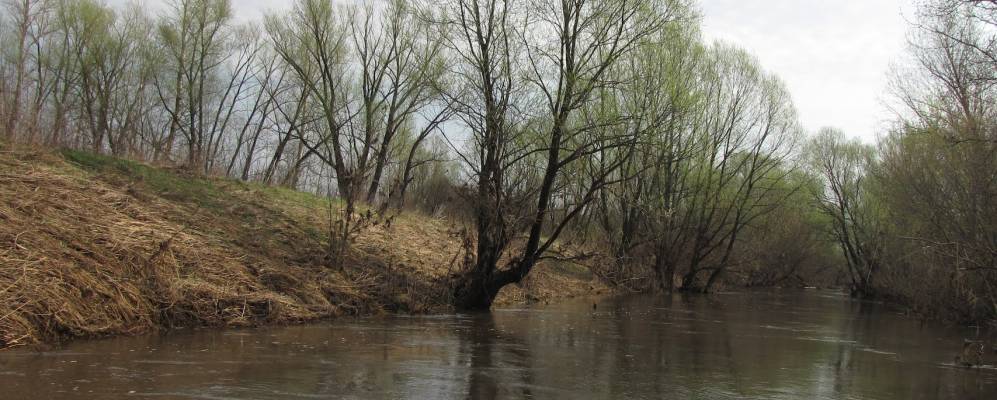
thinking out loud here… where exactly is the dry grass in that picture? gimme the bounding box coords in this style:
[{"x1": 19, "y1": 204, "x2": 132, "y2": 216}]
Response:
[
  {"x1": 0, "y1": 148, "x2": 337, "y2": 348},
  {"x1": 493, "y1": 260, "x2": 613, "y2": 306},
  {"x1": 0, "y1": 146, "x2": 609, "y2": 349}
]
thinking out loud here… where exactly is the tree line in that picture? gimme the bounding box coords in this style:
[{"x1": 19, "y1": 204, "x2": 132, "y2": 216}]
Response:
[
  {"x1": 809, "y1": 0, "x2": 996, "y2": 322},
  {"x1": 0, "y1": 0, "x2": 993, "y2": 317}
]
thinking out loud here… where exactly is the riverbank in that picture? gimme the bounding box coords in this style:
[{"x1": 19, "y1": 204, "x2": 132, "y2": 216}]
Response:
[{"x1": 0, "y1": 144, "x2": 610, "y2": 350}]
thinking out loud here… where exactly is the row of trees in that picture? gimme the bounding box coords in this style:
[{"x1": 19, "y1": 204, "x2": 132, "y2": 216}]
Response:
[
  {"x1": 0, "y1": 0, "x2": 450, "y2": 209},
  {"x1": 0, "y1": 0, "x2": 834, "y2": 309},
  {"x1": 417, "y1": 0, "x2": 823, "y2": 307},
  {"x1": 2, "y1": 0, "x2": 988, "y2": 317},
  {"x1": 808, "y1": 0, "x2": 996, "y2": 322}
]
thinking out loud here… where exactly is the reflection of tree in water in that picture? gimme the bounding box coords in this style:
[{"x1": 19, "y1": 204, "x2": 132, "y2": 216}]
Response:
[
  {"x1": 829, "y1": 298, "x2": 875, "y2": 393},
  {"x1": 460, "y1": 313, "x2": 536, "y2": 400},
  {"x1": 7, "y1": 293, "x2": 994, "y2": 400},
  {"x1": 821, "y1": 296, "x2": 979, "y2": 399},
  {"x1": 607, "y1": 294, "x2": 684, "y2": 397}
]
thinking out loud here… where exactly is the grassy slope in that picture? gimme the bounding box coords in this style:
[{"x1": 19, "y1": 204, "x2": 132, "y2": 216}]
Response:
[{"x1": 0, "y1": 145, "x2": 607, "y2": 349}]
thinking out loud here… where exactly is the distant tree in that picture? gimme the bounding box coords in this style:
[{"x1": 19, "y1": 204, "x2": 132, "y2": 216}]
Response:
[
  {"x1": 2, "y1": 0, "x2": 46, "y2": 141},
  {"x1": 155, "y1": 0, "x2": 234, "y2": 168},
  {"x1": 807, "y1": 128, "x2": 881, "y2": 297},
  {"x1": 60, "y1": 0, "x2": 151, "y2": 155}
]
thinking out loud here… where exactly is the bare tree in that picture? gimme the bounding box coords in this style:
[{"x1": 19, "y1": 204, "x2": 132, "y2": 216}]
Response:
[
  {"x1": 225, "y1": 51, "x2": 281, "y2": 180},
  {"x1": 424, "y1": 0, "x2": 683, "y2": 309},
  {"x1": 60, "y1": 0, "x2": 151, "y2": 155},
  {"x1": 2, "y1": 0, "x2": 46, "y2": 140},
  {"x1": 155, "y1": 0, "x2": 233, "y2": 168},
  {"x1": 362, "y1": 0, "x2": 448, "y2": 204},
  {"x1": 267, "y1": 0, "x2": 377, "y2": 258}
]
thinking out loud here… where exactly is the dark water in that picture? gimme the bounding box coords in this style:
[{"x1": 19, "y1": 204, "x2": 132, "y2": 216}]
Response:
[{"x1": 2, "y1": 291, "x2": 996, "y2": 399}]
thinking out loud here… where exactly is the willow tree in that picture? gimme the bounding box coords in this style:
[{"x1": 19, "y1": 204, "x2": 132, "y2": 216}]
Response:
[
  {"x1": 873, "y1": 0, "x2": 997, "y2": 316},
  {"x1": 424, "y1": 0, "x2": 685, "y2": 309},
  {"x1": 1, "y1": 0, "x2": 46, "y2": 141},
  {"x1": 361, "y1": 0, "x2": 448, "y2": 204},
  {"x1": 155, "y1": 0, "x2": 233, "y2": 168},
  {"x1": 807, "y1": 128, "x2": 881, "y2": 297},
  {"x1": 266, "y1": 0, "x2": 363, "y2": 257},
  {"x1": 60, "y1": 0, "x2": 152, "y2": 156},
  {"x1": 590, "y1": 19, "x2": 701, "y2": 290},
  {"x1": 635, "y1": 43, "x2": 800, "y2": 293}
]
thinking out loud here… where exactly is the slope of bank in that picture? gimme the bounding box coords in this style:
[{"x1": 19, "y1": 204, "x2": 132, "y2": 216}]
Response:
[{"x1": 0, "y1": 144, "x2": 609, "y2": 349}]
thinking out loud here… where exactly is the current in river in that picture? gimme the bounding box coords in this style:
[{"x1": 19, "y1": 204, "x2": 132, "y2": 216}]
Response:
[{"x1": 1, "y1": 291, "x2": 995, "y2": 399}]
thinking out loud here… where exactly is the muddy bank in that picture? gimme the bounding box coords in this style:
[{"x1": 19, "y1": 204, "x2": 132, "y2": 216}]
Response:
[{"x1": 0, "y1": 146, "x2": 610, "y2": 349}]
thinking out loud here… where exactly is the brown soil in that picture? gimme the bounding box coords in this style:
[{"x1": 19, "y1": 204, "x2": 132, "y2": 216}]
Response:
[{"x1": 0, "y1": 144, "x2": 610, "y2": 350}]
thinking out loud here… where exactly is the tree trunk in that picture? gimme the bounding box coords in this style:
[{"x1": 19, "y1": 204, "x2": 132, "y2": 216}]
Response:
[
  {"x1": 453, "y1": 270, "x2": 503, "y2": 310},
  {"x1": 365, "y1": 140, "x2": 391, "y2": 204},
  {"x1": 653, "y1": 248, "x2": 674, "y2": 292}
]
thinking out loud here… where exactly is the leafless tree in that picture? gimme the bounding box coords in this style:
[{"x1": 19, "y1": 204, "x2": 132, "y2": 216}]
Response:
[{"x1": 423, "y1": 0, "x2": 684, "y2": 309}]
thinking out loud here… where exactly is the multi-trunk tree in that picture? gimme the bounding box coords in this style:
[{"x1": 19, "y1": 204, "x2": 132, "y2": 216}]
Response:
[
  {"x1": 424, "y1": 0, "x2": 687, "y2": 309},
  {"x1": 807, "y1": 128, "x2": 881, "y2": 297}
]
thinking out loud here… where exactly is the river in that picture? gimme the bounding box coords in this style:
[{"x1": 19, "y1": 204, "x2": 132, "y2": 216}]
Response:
[{"x1": 1, "y1": 290, "x2": 995, "y2": 399}]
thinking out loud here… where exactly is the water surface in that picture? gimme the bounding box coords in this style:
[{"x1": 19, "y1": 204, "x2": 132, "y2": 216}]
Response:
[{"x1": 2, "y1": 291, "x2": 995, "y2": 399}]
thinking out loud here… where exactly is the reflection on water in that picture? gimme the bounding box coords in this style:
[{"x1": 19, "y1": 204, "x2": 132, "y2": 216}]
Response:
[{"x1": 1, "y1": 291, "x2": 996, "y2": 399}]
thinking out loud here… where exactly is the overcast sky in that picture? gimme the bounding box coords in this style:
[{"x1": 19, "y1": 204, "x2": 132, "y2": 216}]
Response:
[
  {"x1": 112, "y1": 0, "x2": 912, "y2": 142},
  {"x1": 699, "y1": 0, "x2": 911, "y2": 142}
]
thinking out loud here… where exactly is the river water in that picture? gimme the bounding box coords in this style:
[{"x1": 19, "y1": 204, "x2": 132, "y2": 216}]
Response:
[{"x1": 1, "y1": 291, "x2": 995, "y2": 399}]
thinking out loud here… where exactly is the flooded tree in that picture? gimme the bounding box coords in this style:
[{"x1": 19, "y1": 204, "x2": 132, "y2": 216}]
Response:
[
  {"x1": 422, "y1": 0, "x2": 688, "y2": 309},
  {"x1": 588, "y1": 38, "x2": 801, "y2": 293},
  {"x1": 870, "y1": 0, "x2": 997, "y2": 320},
  {"x1": 806, "y1": 128, "x2": 881, "y2": 298}
]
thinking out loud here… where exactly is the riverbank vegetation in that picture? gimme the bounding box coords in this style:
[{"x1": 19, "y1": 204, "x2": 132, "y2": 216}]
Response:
[
  {"x1": 813, "y1": 0, "x2": 996, "y2": 323},
  {"x1": 0, "y1": 145, "x2": 607, "y2": 348},
  {"x1": 0, "y1": 0, "x2": 994, "y2": 347}
]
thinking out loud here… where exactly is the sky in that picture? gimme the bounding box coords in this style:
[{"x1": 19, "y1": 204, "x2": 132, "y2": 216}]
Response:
[
  {"x1": 698, "y1": 0, "x2": 912, "y2": 142},
  {"x1": 110, "y1": 0, "x2": 912, "y2": 142}
]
